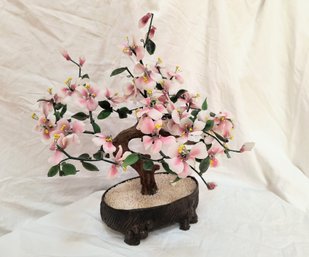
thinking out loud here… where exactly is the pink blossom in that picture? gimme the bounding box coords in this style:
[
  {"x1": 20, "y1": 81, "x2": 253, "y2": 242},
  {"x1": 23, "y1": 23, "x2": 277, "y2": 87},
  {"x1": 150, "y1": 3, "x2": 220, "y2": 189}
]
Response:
[
  {"x1": 138, "y1": 13, "x2": 152, "y2": 28},
  {"x1": 108, "y1": 146, "x2": 130, "y2": 178},
  {"x1": 48, "y1": 133, "x2": 78, "y2": 164},
  {"x1": 207, "y1": 182, "x2": 217, "y2": 190},
  {"x1": 35, "y1": 115, "x2": 56, "y2": 140},
  {"x1": 92, "y1": 134, "x2": 116, "y2": 154},
  {"x1": 137, "y1": 97, "x2": 167, "y2": 121},
  {"x1": 166, "y1": 142, "x2": 208, "y2": 178},
  {"x1": 76, "y1": 84, "x2": 100, "y2": 111},
  {"x1": 208, "y1": 142, "x2": 224, "y2": 167},
  {"x1": 61, "y1": 50, "x2": 71, "y2": 61},
  {"x1": 142, "y1": 120, "x2": 176, "y2": 154},
  {"x1": 79, "y1": 57, "x2": 86, "y2": 66},
  {"x1": 178, "y1": 118, "x2": 205, "y2": 141},
  {"x1": 167, "y1": 70, "x2": 184, "y2": 84},
  {"x1": 134, "y1": 63, "x2": 157, "y2": 90},
  {"x1": 124, "y1": 82, "x2": 138, "y2": 100},
  {"x1": 149, "y1": 26, "x2": 156, "y2": 39},
  {"x1": 105, "y1": 88, "x2": 123, "y2": 105},
  {"x1": 213, "y1": 112, "x2": 234, "y2": 139},
  {"x1": 178, "y1": 92, "x2": 199, "y2": 109},
  {"x1": 240, "y1": 142, "x2": 255, "y2": 152},
  {"x1": 123, "y1": 37, "x2": 144, "y2": 61}
]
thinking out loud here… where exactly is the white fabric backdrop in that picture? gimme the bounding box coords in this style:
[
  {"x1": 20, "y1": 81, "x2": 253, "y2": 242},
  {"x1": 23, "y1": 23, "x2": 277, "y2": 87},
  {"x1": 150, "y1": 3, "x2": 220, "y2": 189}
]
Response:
[{"x1": 1, "y1": 0, "x2": 309, "y2": 255}]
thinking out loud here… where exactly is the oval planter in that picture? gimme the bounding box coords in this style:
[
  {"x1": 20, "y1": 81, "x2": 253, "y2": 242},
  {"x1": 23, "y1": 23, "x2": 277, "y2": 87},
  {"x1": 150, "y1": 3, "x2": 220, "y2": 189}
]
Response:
[{"x1": 100, "y1": 173, "x2": 199, "y2": 245}]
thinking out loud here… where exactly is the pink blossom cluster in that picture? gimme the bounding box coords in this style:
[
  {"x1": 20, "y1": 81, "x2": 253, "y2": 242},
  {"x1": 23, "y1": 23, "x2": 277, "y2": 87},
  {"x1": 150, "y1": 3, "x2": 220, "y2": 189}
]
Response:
[{"x1": 33, "y1": 12, "x2": 254, "y2": 188}]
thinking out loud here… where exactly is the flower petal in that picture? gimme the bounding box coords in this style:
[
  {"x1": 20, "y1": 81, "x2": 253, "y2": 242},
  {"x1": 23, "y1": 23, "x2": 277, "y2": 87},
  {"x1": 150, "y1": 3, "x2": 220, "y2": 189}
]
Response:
[
  {"x1": 143, "y1": 135, "x2": 153, "y2": 150},
  {"x1": 190, "y1": 142, "x2": 208, "y2": 159},
  {"x1": 166, "y1": 157, "x2": 184, "y2": 175},
  {"x1": 140, "y1": 117, "x2": 155, "y2": 134}
]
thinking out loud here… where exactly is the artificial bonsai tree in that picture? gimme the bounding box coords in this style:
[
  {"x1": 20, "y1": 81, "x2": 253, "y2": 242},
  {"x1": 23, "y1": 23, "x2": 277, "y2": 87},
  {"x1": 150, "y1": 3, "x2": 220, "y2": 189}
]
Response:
[{"x1": 33, "y1": 12, "x2": 254, "y2": 197}]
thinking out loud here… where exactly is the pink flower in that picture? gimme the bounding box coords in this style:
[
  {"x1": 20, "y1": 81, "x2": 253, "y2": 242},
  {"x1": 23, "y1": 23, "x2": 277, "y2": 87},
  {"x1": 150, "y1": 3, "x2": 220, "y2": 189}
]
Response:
[
  {"x1": 213, "y1": 112, "x2": 234, "y2": 139},
  {"x1": 108, "y1": 146, "x2": 130, "y2": 178},
  {"x1": 207, "y1": 182, "x2": 217, "y2": 190},
  {"x1": 76, "y1": 84, "x2": 100, "y2": 111},
  {"x1": 167, "y1": 70, "x2": 184, "y2": 84},
  {"x1": 48, "y1": 133, "x2": 78, "y2": 164},
  {"x1": 35, "y1": 115, "x2": 56, "y2": 140},
  {"x1": 178, "y1": 92, "x2": 199, "y2": 109},
  {"x1": 123, "y1": 37, "x2": 144, "y2": 61},
  {"x1": 39, "y1": 100, "x2": 53, "y2": 117},
  {"x1": 138, "y1": 13, "x2": 152, "y2": 28},
  {"x1": 208, "y1": 142, "x2": 224, "y2": 167},
  {"x1": 178, "y1": 118, "x2": 205, "y2": 141},
  {"x1": 240, "y1": 142, "x2": 255, "y2": 152},
  {"x1": 79, "y1": 57, "x2": 86, "y2": 66},
  {"x1": 142, "y1": 120, "x2": 176, "y2": 154},
  {"x1": 134, "y1": 63, "x2": 158, "y2": 90},
  {"x1": 54, "y1": 118, "x2": 85, "y2": 136},
  {"x1": 104, "y1": 88, "x2": 123, "y2": 105},
  {"x1": 137, "y1": 97, "x2": 167, "y2": 121},
  {"x1": 166, "y1": 142, "x2": 208, "y2": 178},
  {"x1": 61, "y1": 50, "x2": 71, "y2": 61},
  {"x1": 149, "y1": 26, "x2": 156, "y2": 39},
  {"x1": 124, "y1": 82, "x2": 138, "y2": 100},
  {"x1": 92, "y1": 134, "x2": 116, "y2": 154}
]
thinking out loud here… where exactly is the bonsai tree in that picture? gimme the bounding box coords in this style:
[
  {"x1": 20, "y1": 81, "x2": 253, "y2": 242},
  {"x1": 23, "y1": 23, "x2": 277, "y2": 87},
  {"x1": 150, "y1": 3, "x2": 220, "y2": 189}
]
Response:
[{"x1": 32, "y1": 13, "x2": 254, "y2": 195}]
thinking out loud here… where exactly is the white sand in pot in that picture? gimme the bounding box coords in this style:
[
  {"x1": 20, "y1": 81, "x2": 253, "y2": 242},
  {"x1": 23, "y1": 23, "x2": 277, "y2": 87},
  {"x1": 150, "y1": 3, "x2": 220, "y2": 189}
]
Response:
[{"x1": 104, "y1": 173, "x2": 197, "y2": 210}]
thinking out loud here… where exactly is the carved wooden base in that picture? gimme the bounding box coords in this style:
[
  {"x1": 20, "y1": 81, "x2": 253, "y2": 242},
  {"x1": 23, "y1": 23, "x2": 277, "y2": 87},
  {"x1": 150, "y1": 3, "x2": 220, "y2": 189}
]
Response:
[{"x1": 100, "y1": 173, "x2": 199, "y2": 245}]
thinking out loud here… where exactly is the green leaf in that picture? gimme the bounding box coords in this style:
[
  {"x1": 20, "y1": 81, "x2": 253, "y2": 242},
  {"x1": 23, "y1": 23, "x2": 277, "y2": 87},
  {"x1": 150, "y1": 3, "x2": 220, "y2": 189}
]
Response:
[
  {"x1": 123, "y1": 153, "x2": 139, "y2": 167},
  {"x1": 72, "y1": 112, "x2": 89, "y2": 121},
  {"x1": 62, "y1": 163, "x2": 77, "y2": 175},
  {"x1": 81, "y1": 74, "x2": 89, "y2": 79},
  {"x1": 161, "y1": 161, "x2": 175, "y2": 174},
  {"x1": 203, "y1": 120, "x2": 214, "y2": 132},
  {"x1": 143, "y1": 160, "x2": 154, "y2": 171},
  {"x1": 92, "y1": 122, "x2": 101, "y2": 133},
  {"x1": 98, "y1": 100, "x2": 111, "y2": 110},
  {"x1": 60, "y1": 104, "x2": 67, "y2": 117},
  {"x1": 54, "y1": 103, "x2": 63, "y2": 110},
  {"x1": 199, "y1": 157, "x2": 210, "y2": 175},
  {"x1": 48, "y1": 165, "x2": 59, "y2": 177},
  {"x1": 54, "y1": 111, "x2": 61, "y2": 121},
  {"x1": 156, "y1": 83, "x2": 163, "y2": 90},
  {"x1": 78, "y1": 153, "x2": 91, "y2": 160},
  {"x1": 81, "y1": 162, "x2": 99, "y2": 171},
  {"x1": 146, "y1": 39, "x2": 156, "y2": 55},
  {"x1": 93, "y1": 150, "x2": 103, "y2": 160},
  {"x1": 116, "y1": 107, "x2": 131, "y2": 119},
  {"x1": 213, "y1": 131, "x2": 229, "y2": 143},
  {"x1": 98, "y1": 110, "x2": 112, "y2": 120},
  {"x1": 202, "y1": 98, "x2": 208, "y2": 110},
  {"x1": 170, "y1": 89, "x2": 187, "y2": 103},
  {"x1": 110, "y1": 67, "x2": 127, "y2": 77}
]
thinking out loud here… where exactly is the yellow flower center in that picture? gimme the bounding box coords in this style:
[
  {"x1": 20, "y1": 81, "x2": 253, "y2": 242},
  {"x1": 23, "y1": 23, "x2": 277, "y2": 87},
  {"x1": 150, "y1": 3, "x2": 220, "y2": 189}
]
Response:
[
  {"x1": 175, "y1": 66, "x2": 180, "y2": 72},
  {"x1": 195, "y1": 93, "x2": 200, "y2": 98},
  {"x1": 64, "y1": 77, "x2": 72, "y2": 85},
  {"x1": 42, "y1": 118, "x2": 47, "y2": 123},
  {"x1": 123, "y1": 47, "x2": 130, "y2": 54},
  {"x1": 105, "y1": 136, "x2": 113, "y2": 142},
  {"x1": 143, "y1": 76, "x2": 149, "y2": 83},
  {"x1": 47, "y1": 88, "x2": 53, "y2": 95},
  {"x1": 210, "y1": 159, "x2": 214, "y2": 167},
  {"x1": 155, "y1": 123, "x2": 162, "y2": 129},
  {"x1": 32, "y1": 113, "x2": 39, "y2": 120},
  {"x1": 60, "y1": 125, "x2": 66, "y2": 131},
  {"x1": 220, "y1": 117, "x2": 225, "y2": 121},
  {"x1": 157, "y1": 57, "x2": 162, "y2": 64},
  {"x1": 85, "y1": 84, "x2": 91, "y2": 89},
  {"x1": 147, "y1": 89, "x2": 153, "y2": 95},
  {"x1": 189, "y1": 127, "x2": 193, "y2": 132},
  {"x1": 92, "y1": 93, "x2": 96, "y2": 98},
  {"x1": 53, "y1": 133, "x2": 60, "y2": 139},
  {"x1": 178, "y1": 144, "x2": 186, "y2": 154},
  {"x1": 44, "y1": 129, "x2": 49, "y2": 134}
]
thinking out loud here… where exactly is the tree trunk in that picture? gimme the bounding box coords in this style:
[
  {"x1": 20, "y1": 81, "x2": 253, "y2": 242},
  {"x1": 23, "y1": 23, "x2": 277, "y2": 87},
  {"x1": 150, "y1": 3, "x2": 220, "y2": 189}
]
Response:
[{"x1": 113, "y1": 125, "x2": 160, "y2": 195}]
